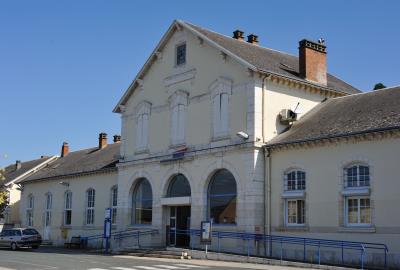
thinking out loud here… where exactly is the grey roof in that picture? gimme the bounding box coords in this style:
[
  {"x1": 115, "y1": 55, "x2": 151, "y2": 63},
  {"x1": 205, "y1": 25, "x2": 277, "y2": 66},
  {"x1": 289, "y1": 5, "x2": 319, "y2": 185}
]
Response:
[
  {"x1": 267, "y1": 86, "x2": 400, "y2": 147},
  {"x1": 186, "y1": 22, "x2": 360, "y2": 95},
  {"x1": 22, "y1": 143, "x2": 120, "y2": 183},
  {"x1": 2, "y1": 157, "x2": 54, "y2": 184}
]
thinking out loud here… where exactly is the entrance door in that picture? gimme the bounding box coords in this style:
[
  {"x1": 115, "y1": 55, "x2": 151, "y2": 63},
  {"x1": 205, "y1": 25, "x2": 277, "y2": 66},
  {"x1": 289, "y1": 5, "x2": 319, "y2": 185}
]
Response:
[
  {"x1": 168, "y1": 206, "x2": 190, "y2": 247},
  {"x1": 43, "y1": 211, "x2": 51, "y2": 240}
]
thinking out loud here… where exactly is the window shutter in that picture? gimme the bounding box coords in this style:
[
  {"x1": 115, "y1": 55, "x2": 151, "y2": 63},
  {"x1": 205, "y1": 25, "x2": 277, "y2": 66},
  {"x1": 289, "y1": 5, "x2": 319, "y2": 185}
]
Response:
[
  {"x1": 220, "y1": 93, "x2": 229, "y2": 135},
  {"x1": 213, "y1": 94, "x2": 221, "y2": 136},
  {"x1": 142, "y1": 113, "x2": 149, "y2": 148}
]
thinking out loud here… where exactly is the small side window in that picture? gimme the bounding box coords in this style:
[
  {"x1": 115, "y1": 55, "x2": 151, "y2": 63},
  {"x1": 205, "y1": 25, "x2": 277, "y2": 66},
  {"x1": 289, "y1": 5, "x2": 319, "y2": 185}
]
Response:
[{"x1": 176, "y1": 43, "x2": 186, "y2": 66}]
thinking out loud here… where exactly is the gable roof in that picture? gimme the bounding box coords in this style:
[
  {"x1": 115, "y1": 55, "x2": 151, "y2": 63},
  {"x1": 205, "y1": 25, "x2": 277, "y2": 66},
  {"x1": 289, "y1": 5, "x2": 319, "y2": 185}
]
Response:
[
  {"x1": 113, "y1": 20, "x2": 360, "y2": 113},
  {"x1": 2, "y1": 156, "x2": 57, "y2": 186},
  {"x1": 267, "y1": 86, "x2": 400, "y2": 147},
  {"x1": 21, "y1": 143, "x2": 120, "y2": 183}
]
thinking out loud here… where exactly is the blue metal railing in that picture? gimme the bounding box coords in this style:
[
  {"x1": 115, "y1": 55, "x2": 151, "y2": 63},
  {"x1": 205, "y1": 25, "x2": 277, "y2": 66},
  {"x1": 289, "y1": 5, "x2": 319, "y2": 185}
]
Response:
[
  {"x1": 82, "y1": 228, "x2": 158, "y2": 250},
  {"x1": 169, "y1": 229, "x2": 388, "y2": 269}
]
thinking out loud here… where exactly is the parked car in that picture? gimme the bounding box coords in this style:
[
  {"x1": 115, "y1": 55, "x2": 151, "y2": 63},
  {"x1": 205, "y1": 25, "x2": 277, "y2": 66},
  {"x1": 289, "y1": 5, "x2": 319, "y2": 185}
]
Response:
[{"x1": 0, "y1": 228, "x2": 42, "y2": 250}]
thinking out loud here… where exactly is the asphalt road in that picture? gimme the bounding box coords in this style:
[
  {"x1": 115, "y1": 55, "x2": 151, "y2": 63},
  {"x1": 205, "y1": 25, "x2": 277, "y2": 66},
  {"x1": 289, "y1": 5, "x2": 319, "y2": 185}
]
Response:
[{"x1": 0, "y1": 247, "x2": 311, "y2": 270}]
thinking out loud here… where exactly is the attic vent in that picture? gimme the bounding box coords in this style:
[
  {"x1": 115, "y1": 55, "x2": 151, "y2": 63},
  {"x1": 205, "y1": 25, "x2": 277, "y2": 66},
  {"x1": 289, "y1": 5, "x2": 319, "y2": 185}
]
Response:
[
  {"x1": 279, "y1": 109, "x2": 297, "y2": 124},
  {"x1": 50, "y1": 163, "x2": 61, "y2": 169},
  {"x1": 280, "y1": 62, "x2": 294, "y2": 70}
]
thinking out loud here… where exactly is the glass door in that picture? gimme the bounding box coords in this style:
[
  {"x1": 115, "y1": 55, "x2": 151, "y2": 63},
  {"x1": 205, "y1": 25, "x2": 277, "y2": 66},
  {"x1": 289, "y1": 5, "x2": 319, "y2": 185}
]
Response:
[{"x1": 169, "y1": 206, "x2": 176, "y2": 246}]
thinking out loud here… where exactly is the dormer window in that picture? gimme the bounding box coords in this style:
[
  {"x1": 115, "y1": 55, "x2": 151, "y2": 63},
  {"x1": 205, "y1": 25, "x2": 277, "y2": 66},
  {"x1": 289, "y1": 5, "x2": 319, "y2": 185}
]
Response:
[{"x1": 176, "y1": 43, "x2": 186, "y2": 66}]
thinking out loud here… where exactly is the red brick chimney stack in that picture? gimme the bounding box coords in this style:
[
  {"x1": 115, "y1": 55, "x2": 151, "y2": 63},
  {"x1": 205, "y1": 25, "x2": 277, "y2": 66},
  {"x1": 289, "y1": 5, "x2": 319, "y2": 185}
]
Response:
[
  {"x1": 299, "y1": 39, "x2": 327, "y2": 86},
  {"x1": 99, "y1": 133, "x2": 107, "y2": 149},
  {"x1": 61, "y1": 142, "x2": 69, "y2": 157},
  {"x1": 113, "y1": 135, "x2": 121, "y2": 143}
]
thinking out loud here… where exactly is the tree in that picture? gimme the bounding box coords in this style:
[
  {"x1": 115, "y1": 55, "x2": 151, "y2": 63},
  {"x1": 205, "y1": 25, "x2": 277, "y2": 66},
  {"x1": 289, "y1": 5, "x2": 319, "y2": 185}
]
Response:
[
  {"x1": 373, "y1": 83, "x2": 386, "y2": 90},
  {"x1": 0, "y1": 168, "x2": 8, "y2": 218}
]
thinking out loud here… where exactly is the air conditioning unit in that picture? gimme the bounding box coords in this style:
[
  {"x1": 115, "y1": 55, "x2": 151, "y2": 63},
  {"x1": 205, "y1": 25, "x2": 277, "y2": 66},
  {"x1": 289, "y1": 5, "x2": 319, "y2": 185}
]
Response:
[{"x1": 279, "y1": 109, "x2": 297, "y2": 124}]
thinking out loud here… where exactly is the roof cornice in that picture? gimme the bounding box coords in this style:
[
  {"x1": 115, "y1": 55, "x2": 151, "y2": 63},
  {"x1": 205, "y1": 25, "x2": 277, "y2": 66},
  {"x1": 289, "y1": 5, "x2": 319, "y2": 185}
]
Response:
[{"x1": 266, "y1": 126, "x2": 400, "y2": 151}]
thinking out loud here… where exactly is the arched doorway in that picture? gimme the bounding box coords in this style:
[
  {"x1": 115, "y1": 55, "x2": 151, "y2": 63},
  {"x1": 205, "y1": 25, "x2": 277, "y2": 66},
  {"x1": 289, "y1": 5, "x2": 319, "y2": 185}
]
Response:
[{"x1": 165, "y1": 174, "x2": 191, "y2": 247}]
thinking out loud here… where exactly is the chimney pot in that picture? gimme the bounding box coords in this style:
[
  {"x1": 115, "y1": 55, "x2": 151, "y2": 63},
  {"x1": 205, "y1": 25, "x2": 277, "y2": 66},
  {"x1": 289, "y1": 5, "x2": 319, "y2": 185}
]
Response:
[
  {"x1": 15, "y1": 160, "x2": 22, "y2": 170},
  {"x1": 113, "y1": 135, "x2": 121, "y2": 143},
  {"x1": 232, "y1": 30, "x2": 244, "y2": 41},
  {"x1": 247, "y1": 34, "x2": 259, "y2": 45},
  {"x1": 99, "y1": 133, "x2": 107, "y2": 149},
  {"x1": 61, "y1": 142, "x2": 69, "y2": 157},
  {"x1": 299, "y1": 39, "x2": 327, "y2": 85}
]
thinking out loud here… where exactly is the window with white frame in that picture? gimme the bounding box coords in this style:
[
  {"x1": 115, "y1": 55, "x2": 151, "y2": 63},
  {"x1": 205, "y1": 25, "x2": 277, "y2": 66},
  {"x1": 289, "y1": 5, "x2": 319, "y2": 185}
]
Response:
[
  {"x1": 169, "y1": 90, "x2": 188, "y2": 146},
  {"x1": 85, "y1": 189, "x2": 95, "y2": 225},
  {"x1": 64, "y1": 191, "x2": 72, "y2": 226},
  {"x1": 286, "y1": 199, "x2": 305, "y2": 225},
  {"x1": 176, "y1": 43, "x2": 186, "y2": 66},
  {"x1": 135, "y1": 101, "x2": 151, "y2": 152},
  {"x1": 345, "y1": 197, "x2": 371, "y2": 226},
  {"x1": 344, "y1": 164, "x2": 370, "y2": 188},
  {"x1": 284, "y1": 170, "x2": 306, "y2": 191},
  {"x1": 26, "y1": 194, "x2": 34, "y2": 227},
  {"x1": 111, "y1": 186, "x2": 118, "y2": 225},
  {"x1": 44, "y1": 193, "x2": 52, "y2": 227},
  {"x1": 210, "y1": 78, "x2": 232, "y2": 139}
]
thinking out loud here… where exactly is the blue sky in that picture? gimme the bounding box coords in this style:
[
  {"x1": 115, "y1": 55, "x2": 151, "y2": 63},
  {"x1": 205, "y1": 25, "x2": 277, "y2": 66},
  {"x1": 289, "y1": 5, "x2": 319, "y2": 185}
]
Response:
[{"x1": 1, "y1": 0, "x2": 399, "y2": 167}]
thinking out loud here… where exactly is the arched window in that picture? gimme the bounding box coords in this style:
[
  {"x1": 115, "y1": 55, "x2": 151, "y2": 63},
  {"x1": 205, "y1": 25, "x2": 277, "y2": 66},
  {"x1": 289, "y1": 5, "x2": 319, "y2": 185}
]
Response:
[
  {"x1": 208, "y1": 169, "x2": 237, "y2": 224},
  {"x1": 167, "y1": 174, "x2": 191, "y2": 197},
  {"x1": 343, "y1": 163, "x2": 371, "y2": 226},
  {"x1": 111, "y1": 186, "x2": 118, "y2": 225},
  {"x1": 44, "y1": 193, "x2": 52, "y2": 227},
  {"x1": 344, "y1": 164, "x2": 370, "y2": 188},
  {"x1": 132, "y1": 179, "x2": 153, "y2": 225},
  {"x1": 64, "y1": 191, "x2": 72, "y2": 226},
  {"x1": 85, "y1": 188, "x2": 95, "y2": 225},
  {"x1": 26, "y1": 194, "x2": 34, "y2": 227},
  {"x1": 284, "y1": 170, "x2": 306, "y2": 191}
]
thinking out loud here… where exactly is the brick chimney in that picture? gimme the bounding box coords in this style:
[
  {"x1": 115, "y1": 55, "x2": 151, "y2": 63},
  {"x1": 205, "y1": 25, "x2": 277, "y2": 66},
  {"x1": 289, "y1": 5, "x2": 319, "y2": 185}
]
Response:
[
  {"x1": 99, "y1": 133, "x2": 107, "y2": 149},
  {"x1": 299, "y1": 39, "x2": 327, "y2": 86},
  {"x1": 15, "y1": 160, "x2": 22, "y2": 170},
  {"x1": 113, "y1": 135, "x2": 121, "y2": 143},
  {"x1": 247, "y1": 34, "x2": 259, "y2": 45},
  {"x1": 61, "y1": 142, "x2": 69, "y2": 157},
  {"x1": 232, "y1": 30, "x2": 244, "y2": 41}
]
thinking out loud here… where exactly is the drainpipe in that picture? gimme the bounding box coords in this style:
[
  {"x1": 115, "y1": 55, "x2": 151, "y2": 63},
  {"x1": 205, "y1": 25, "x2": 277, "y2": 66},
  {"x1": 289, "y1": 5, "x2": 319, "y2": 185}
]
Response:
[
  {"x1": 260, "y1": 74, "x2": 268, "y2": 232},
  {"x1": 264, "y1": 146, "x2": 272, "y2": 256}
]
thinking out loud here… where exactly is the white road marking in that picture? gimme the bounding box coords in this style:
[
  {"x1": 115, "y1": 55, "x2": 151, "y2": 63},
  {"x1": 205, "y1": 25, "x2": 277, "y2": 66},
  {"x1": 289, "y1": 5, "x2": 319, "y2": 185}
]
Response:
[
  {"x1": 135, "y1": 266, "x2": 171, "y2": 270},
  {"x1": 111, "y1": 267, "x2": 139, "y2": 270},
  {"x1": 0, "y1": 267, "x2": 15, "y2": 270},
  {"x1": 174, "y1": 265, "x2": 206, "y2": 268},
  {"x1": 87, "y1": 268, "x2": 108, "y2": 270},
  {"x1": 153, "y1": 266, "x2": 187, "y2": 269},
  {"x1": 0, "y1": 260, "x2": 57, "y2": 269}
]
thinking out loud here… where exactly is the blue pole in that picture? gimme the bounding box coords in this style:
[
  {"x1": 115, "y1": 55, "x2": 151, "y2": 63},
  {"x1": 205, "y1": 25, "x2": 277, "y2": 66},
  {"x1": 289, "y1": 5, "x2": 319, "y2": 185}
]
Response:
[
  {"x1": 303, "y1": 238, "x2": 306, "y2": 262},
  {"x1": 217, "y1": 232, "x2": 220, "y2": 253},
  {"x1": 361, "y1": 249, "x2": 364, "y2": 270},
  {"x1": 280, "y1": 239, "x2": 283, "y2": 263},
  {"x1": 318, "y1": 241, "x2": 321, "y2": 265}
]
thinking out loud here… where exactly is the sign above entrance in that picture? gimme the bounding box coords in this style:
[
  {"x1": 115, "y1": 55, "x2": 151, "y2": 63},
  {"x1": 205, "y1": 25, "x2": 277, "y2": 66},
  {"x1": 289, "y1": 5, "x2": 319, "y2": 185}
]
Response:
[{"x1": 200, "y1": 221, "x2": 212, "y2": 244}]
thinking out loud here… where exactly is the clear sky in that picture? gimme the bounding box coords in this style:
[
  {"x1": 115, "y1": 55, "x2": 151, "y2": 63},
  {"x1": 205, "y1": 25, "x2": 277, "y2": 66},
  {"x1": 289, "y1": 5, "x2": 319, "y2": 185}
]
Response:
[{"x1": 1, "y1": 0, "x2": 399, "y2": 167}]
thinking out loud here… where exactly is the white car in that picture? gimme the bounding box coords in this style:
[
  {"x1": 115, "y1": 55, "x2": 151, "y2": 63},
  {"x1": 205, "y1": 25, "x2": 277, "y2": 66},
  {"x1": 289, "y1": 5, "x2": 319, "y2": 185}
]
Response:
[{"x1": 0, "y1": 228, "x2": 42, "y2": 250}]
